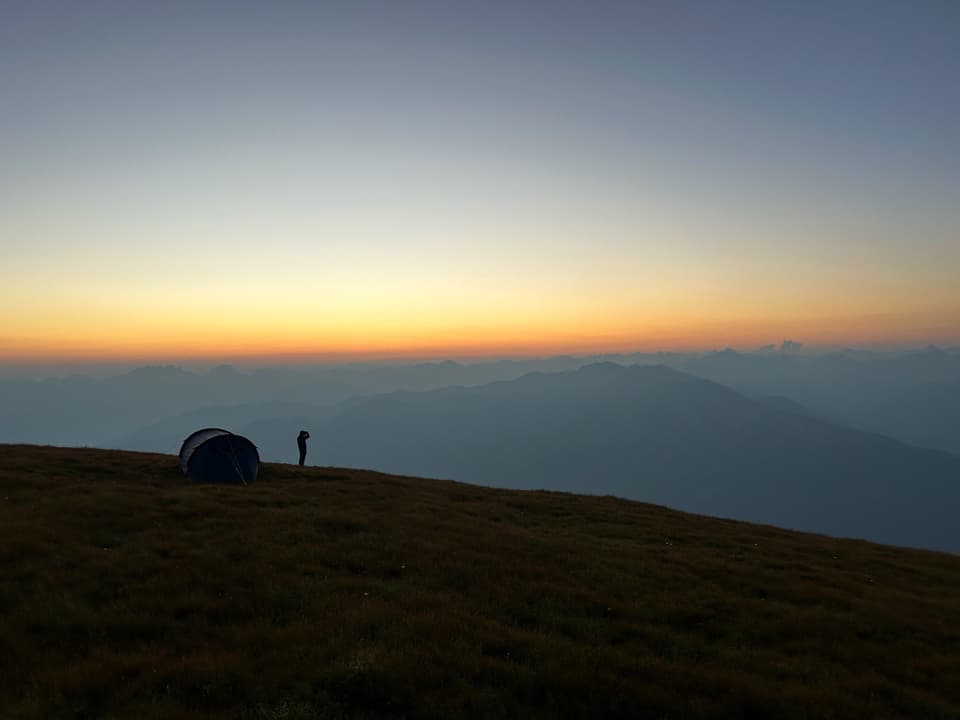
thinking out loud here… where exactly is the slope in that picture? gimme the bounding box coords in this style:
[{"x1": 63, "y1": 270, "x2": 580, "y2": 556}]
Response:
[{"x1": 2, "y1": 445, "x2": 959, "y2": 719}]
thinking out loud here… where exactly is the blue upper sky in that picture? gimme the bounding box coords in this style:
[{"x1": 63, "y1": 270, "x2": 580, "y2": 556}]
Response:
[{"x1": 2, "y1": 1, "x2": 958, "y2": 359}]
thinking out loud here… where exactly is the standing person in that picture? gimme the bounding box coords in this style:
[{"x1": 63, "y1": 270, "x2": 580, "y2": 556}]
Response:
[{"x1": 297, "y1": 430, "x2": 310, "y2": 466}]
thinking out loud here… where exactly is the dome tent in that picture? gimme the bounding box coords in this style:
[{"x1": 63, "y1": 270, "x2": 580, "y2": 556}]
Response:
[{"x1": 178, "y1": 428, "x2": 259, "y2": 484}]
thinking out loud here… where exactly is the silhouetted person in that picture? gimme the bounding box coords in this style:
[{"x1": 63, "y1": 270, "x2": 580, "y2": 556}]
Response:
[{"x1": 297, "y1": 430, "x2": 310, "y2": 466}]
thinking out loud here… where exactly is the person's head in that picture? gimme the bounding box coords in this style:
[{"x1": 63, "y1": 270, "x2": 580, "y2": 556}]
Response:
[{"x1": 298, "y1": 430, "x2": 309, "y2": 437}]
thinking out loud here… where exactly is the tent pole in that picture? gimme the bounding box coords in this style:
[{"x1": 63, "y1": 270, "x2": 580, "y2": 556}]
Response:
[{"x1": 226, "y1": 436, "x2": 248, "y2": 486}]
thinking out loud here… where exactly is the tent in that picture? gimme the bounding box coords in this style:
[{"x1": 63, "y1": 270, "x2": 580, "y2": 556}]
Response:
[{"x1": 178, "y1": 428, "x2": 259, "y2": 484}]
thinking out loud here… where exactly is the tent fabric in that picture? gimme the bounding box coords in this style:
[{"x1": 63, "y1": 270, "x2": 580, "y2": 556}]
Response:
[
  {"x1": 178, "y1": 428, "x2": 259, "y2": 484},
  {"x1": 179, "y1": 428, "x2": 232, "y2": 474}
]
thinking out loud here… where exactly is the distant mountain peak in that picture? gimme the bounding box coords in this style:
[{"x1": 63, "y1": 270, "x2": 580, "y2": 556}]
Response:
[
  {"x1": 702, "y1": 348, "x2": 743, "y2": 361},
  {"x1": 123, "y1": 365, "x2": 190, "y2": 379},
  {"x1": 573, "y1": 361, "x2": 624, "y2": 374}
]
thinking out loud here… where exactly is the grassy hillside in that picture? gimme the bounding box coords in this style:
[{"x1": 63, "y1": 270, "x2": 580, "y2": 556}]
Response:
[{"x1": 2, "y1": 445, "x2": 959, "y2": 719}]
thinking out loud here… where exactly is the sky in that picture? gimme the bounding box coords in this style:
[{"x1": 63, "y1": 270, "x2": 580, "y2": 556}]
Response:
[{"x1": 2, "y1": 1, "x2": 959, "y2": 362}]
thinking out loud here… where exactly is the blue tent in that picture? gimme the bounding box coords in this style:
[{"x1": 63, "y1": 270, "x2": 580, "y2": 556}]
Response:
[{"x1": 178, "y1": 428, "x2": 259, "y2": 484}]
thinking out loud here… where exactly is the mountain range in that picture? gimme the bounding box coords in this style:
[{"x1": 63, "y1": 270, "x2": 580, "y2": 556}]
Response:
[
  {"x1": 237, "y1": 363, "x2": 960, "y2": 552},
  {"x1": 3, "y1": 351, "x2": 958, "y2": 551}
]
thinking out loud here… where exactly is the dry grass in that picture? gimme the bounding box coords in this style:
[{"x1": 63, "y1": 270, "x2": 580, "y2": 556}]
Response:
[{"x1": 1, "y1": 444, "x2": 959, "y2": 719}]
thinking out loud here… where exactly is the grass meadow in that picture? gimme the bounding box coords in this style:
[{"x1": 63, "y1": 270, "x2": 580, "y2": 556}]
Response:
[{"x1": 1, "y1": 444, "x2": 959, "y2": 719}]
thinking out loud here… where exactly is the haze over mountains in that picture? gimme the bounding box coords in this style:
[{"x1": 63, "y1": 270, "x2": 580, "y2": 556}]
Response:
[
  {"x1": 0, "y1": 359, "x2": 588, "y2": 450},
  {"x1": 2, "y1": 346, "x2": 958, "y2": 551},
  {"x1": 252, "y1": 362, "x2": 960, "y2": 552},
  {"x1": 677, "y1": 345, "x2": 960, "y2": 456}
]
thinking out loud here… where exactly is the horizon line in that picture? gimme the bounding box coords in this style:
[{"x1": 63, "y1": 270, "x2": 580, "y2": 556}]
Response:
[{"x1": 1, "y1": 340, "x2": 955, "y2": 370}]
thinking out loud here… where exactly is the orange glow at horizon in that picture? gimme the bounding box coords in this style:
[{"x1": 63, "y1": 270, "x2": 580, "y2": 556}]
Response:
[
  {"x1": 4, "y1": 300, "x2": 958, "y2": 363},
  {"x1": 4, "y1": 208, "x2": 959, "y2": 364}
]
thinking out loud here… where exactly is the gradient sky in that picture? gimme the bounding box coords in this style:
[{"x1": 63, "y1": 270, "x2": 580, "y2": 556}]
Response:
[{"x1": 2, "y1": 1, "x2": 959, "y2": 361}]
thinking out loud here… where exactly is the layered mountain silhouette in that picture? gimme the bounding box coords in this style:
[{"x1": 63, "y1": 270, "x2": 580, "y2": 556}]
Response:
[
  {"x1": 4, "y1": 349, "x2": 958, "y2": 456},
  {"x1": 677, "y1": 346, "x2": 960, "y2": 454},
  {"x1": 0, "y1": 358, "x2": 591, "y2": 448},
  {"x1": 244, "y1": 363, "x2": 960, "y2": 552}
]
